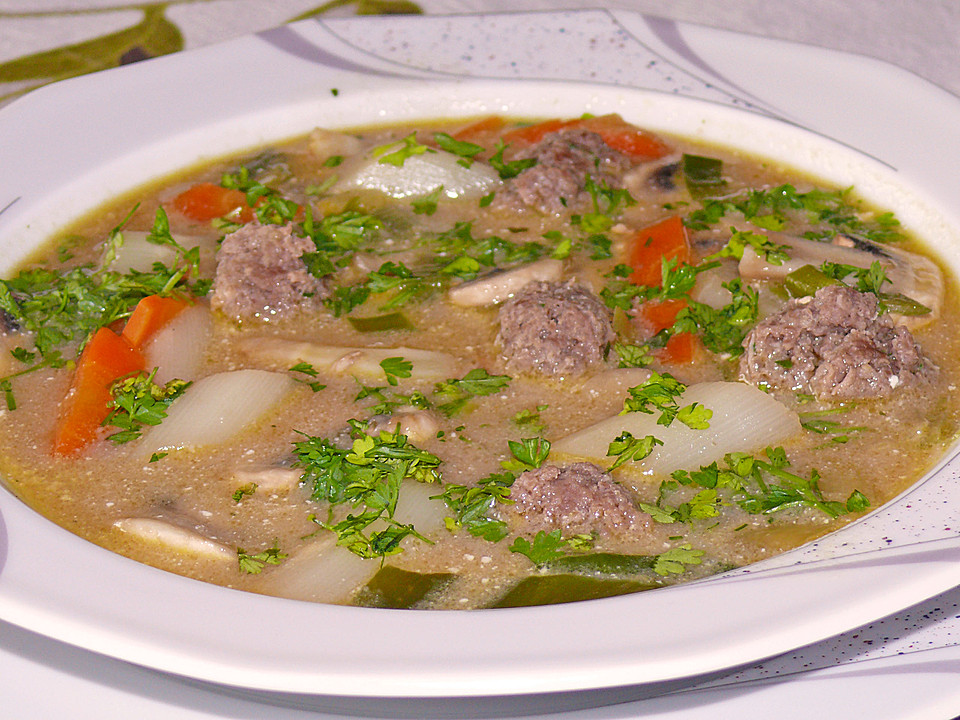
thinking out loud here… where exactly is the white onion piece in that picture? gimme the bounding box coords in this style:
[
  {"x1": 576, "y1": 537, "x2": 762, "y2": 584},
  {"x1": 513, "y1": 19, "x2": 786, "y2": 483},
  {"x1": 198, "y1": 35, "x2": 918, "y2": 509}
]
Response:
[
  {"x1": 689, "y1": 260, "x2": 739, "y2": 310},
  {"x1": 113, "y1": 518, "x2": 233, "y2": 561},
  {"x1": 143, "y1": 304, "x2": 212, "y2": 384},
  {"x1": 339, "y1": 149, "x2": 501, "y2": 199},
  {"x1": 552, "y1": 381, "x2": 801, "y2": 478},
  {"x1": 107, "y1": 230, "x2": 204, "y2": 274},
  {"x1": 447, "y1": 258, "x2": 564, "y2": 306},
  {"x1": 392, "y1": 479, "x2": 449, "y2": 536},
  {"x1": 139, "y1": 369, "x2": 294, "y2": 455},
  {"x1": 256, "y1": 536, "x2": 379, "y2": 604},
  {"x1": 254, "y1": 479, "x2": 446, "y2": 603},
  {"x1": 239, "y1": 337, "x2": 460, "y2": 381}
]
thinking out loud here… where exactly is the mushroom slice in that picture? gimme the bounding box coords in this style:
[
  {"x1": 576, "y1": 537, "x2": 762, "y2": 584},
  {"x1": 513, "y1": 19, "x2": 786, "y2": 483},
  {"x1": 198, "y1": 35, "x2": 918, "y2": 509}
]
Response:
[
  {"x1": 447, "y1": 258, "x2": 564, "y2": 307},
  {"x1": 113, "y1": 518, "x2": 233, "y2": 561},
  {"x1": 233, "y1": 466, "x2": 302, "y2": 493},
  {"x1": 739, "y1": 233, "x2": 943, "y2": 328},
  {"x1": 239, "y1": 337, "x2": 460, "y2": 381}
]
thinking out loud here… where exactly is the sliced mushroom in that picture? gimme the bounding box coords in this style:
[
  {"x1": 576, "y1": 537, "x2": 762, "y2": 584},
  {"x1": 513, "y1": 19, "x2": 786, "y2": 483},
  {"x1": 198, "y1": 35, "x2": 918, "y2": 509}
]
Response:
[
  {"x1": 739, "y1": 233, "x2": 943, "y2": 328},
  {"x1": 447, "y1": 258, "x2": 564, "y2": 307},
  {"x1": 238, "y1": 337, "x2": 460, "y2": 380},
  {"x1": 366, "y1": 409, "x2": 441, "y2": 443},
  {"x1": 233, "y1": 466, "x2": 302, "y2": 493},
  {"x1": 113, "y1": 517, "x2": 233, "y2": 561}
]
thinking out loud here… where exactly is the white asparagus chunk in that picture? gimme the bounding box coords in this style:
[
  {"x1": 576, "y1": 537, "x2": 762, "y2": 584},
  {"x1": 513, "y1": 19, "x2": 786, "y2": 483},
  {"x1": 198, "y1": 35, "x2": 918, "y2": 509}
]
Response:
[
  {"x1": 139, "y1": 369, "x2": 295, "y2": 454},
  {"x1": 113, "y1": 518, "x2": 233, "y2": 561},
  {"x1": 255, "y1": 480, "x2": 446, "y2": 603},
  {"x1": 239, "y1": 337, "x2": 460, "y2": 381},
  {"x1": 552, "y1": 381, "x2": 801, "y2": 478},
  {"x1": 143, "y1": 303, "x2": 212, "y2": 384},
  {"x1": 447, "y1": 258, "x2": 564, "y2": 306},
  {"x1": 339, "y1": 148, "x2": 501, "y2": 199},
  {"x1": 106, "y1": 230, "x2": 205, "y2": 274}
]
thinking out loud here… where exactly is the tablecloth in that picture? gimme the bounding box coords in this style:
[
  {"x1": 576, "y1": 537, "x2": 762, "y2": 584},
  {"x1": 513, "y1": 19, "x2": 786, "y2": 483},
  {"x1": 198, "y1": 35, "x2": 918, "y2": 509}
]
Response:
[{"x1": 1, "y1": 0, "x2": 958, "y2": 108}]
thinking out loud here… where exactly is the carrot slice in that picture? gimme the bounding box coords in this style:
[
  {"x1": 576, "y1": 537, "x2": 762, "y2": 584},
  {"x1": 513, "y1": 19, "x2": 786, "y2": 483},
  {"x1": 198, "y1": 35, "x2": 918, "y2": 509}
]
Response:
[
  {"x1": 501, "y1": 118, "x2": 577, "y2": 145},
  {"x1": 627, "y1": 215, "x2": 691, "y2": 288},
  {"x1": 498, "y1": 114, "x2": 671, "y2": 160},
  {"x1": 579, "y1": 115, "x2": 671, "y2": 161},
  {"x1": 121, "y1": 295, "x2": 190, "y2": 350},
  {"x1": 636, "y1": 298, "x2": 700, "y2": 365},
  {"x1": 52, "y1": 328, "x2": 145, "y2": 455},
  {"x1": 452, "y1": 115, "x2": 507, "y2": 143},
  {"x1": 172, "y1": 182, "x2": 254, "y2": 223}
]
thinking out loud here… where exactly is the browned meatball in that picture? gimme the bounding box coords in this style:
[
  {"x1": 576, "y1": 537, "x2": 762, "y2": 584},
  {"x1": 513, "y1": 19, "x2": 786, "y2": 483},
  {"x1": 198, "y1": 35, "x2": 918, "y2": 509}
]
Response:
[
  {"x1": 497, "y1": 280, "x2": 614, "y2": 377},
  {"x1": 739, "y1": 284, "x2": 934, "y2": 399}
]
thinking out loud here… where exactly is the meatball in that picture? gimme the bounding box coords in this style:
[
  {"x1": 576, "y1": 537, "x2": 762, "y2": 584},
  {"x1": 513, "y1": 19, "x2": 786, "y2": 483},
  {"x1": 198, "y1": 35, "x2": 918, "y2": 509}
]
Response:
[
  {"x1": 211, "y1": 222, "x2": 329, "y2": 323},
  {"x1": 499, "y1": 462, "x2": 644, "y2": 537},
  {"x1": 501, "y1": 129, "x2": 632, "y2": 215},
  {"x1": 739, "y1": 284, "x2": 935, "y2": 399},
  {"x1": 497, "y1": 280, "x2": 614, "y2": 377}
]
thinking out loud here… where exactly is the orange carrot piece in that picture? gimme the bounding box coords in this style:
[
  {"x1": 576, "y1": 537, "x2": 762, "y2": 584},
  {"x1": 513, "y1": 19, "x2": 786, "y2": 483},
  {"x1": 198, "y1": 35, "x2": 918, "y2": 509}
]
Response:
[
  {"x1": 627, "y1": 215, "x2": 692, "y2": 287},
  {"x1": 452, "y1": 115, "x2": 507, "y2": 143},
  {"x1": 52, "y1": 328, "x2": 145, "y2": 455},
  {"x1": 579, "y1": 114, "x2": 671, "y2": 161},
  {"x1": 121, "y1": 295, "x2": 190, "y2": 350},
  {"x1": 636, "y1": 298, "x2": 700, "y2": 365},
  {"x1": 172, "y1": 182, "x2": 254, "y2": 223},
  {"x1": 501, "y1": 118, "x2": 577, "y2": 145},
  {"x1": 660, "y1": 331, "x2": 699, "y2": 365}
]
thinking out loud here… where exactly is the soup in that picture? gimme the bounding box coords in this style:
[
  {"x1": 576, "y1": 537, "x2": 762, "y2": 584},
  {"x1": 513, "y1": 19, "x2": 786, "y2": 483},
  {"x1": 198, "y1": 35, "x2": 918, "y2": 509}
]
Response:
[{"x1": 0, "y1": 114, "x2": 957, "y2": 609}]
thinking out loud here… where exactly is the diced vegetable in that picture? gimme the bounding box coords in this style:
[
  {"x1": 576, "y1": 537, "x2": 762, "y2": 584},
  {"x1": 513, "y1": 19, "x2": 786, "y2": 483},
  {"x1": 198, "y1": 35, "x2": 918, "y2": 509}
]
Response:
[
  {"x1": 451, "y1": 115, "x2": 507, "y2": 143},
  {"x1": 113, "y1": 517, "x2": 233, "y2": 561},
  {"x1": 239, "y1": 337, "x2": 461, "y2": 381},
  {"x1": 121, "y1": 295, "x2": 190, "y2": 349},
  {"x1": 105, "y1": 230, "x2": 180, "y2": 274},
  {"x1": 627, "y1": 215, "x2": 691, "y2": 287},
  {"x1": 143, "y1": 304, "x2": 212, "y2": 385},
  {"x1": 501, "y1": 114, "x2": 670, "y2": 161},
  {"x1": 347, "y1": 312, "x2": 414, "y2": 333},
  {"x1": 578, "y1": 115, "x2": 671, "y2": 160},
  {"x1": 354, "y1": 566, "x2": 456, "y2": 609},
  {"x1": 138, "y1": 369, "x2": 294, "y2": 454},
  {"x1": 552, "y1": 381, "x2": 801, "y2": 477},
  {"x1": 52, "y1": 327, "x2": 145, "y2": 455},
  {"x1": 636, "y1": 298, "x2": 700, "y2": 365},
  {"x1": 681, "y1": 153, "x2": 725, "y2": 197},
  {"x1": 255, "y1": 536, "x2": 381, "y2": 604},
  {"x1": 490, "y1": 574, "x2": 654, "y2": 607},
  {"x1": 172, "y1": 182, "x2": 254, "y2": 222},
  {"x1": 339, "y1": 147, "x2": 501, "y2": 200}
]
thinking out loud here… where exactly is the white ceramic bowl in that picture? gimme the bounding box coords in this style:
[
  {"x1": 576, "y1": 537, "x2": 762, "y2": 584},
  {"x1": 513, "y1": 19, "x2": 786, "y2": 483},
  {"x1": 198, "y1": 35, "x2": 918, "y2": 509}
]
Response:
[{"x1": 1, "y1": 14, "x2": 960, "y2": 699}]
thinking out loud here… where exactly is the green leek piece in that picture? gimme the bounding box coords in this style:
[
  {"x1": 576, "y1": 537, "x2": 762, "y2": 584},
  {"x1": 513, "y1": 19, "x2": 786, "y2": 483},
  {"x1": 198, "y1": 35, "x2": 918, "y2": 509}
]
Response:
[
  {"x1": 347, "y1": 312, "x2": 414, "y2": 332},
  {"x1": 541, "y1": 552, "x2": 658, "y2": 577},
  {"x1": 354, "y1": 566, "x2": 455, "y2": 609},
  {"x1": 490, "y1": 574, "x2": 655, "y2": 608},
  {"x1": 783, "y1": 264, "x2": 841, "y2": 298},
  {"x1": 682, "y1": 154, "x2": 725, "y2": 198}
]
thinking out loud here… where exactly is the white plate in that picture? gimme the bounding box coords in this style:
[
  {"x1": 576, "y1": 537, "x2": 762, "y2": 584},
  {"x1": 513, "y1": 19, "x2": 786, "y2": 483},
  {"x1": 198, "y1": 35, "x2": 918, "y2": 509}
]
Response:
[{"x1": 2, "y1": 9, "x2": 960, "y2": 702}]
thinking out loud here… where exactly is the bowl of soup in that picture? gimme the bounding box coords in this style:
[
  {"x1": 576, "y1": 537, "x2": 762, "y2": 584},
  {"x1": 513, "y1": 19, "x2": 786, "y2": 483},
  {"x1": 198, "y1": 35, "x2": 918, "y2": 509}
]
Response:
[{"x1": 1, "y1": 20, "x2": 960, "y2": 698}]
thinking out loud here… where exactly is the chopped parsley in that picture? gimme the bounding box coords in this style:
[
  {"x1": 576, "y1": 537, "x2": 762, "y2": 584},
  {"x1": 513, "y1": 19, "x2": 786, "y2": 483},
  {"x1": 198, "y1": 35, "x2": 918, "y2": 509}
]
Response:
[{"x1": 103, "y1": 370, "x2": 191, "y2": 444}]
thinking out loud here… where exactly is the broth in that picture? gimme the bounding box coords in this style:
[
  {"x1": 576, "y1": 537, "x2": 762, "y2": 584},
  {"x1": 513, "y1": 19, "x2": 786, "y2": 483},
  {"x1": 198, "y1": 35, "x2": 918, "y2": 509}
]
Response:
[{"x1": 1, "y1": 114, "x2": 958, "y2": 609}]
